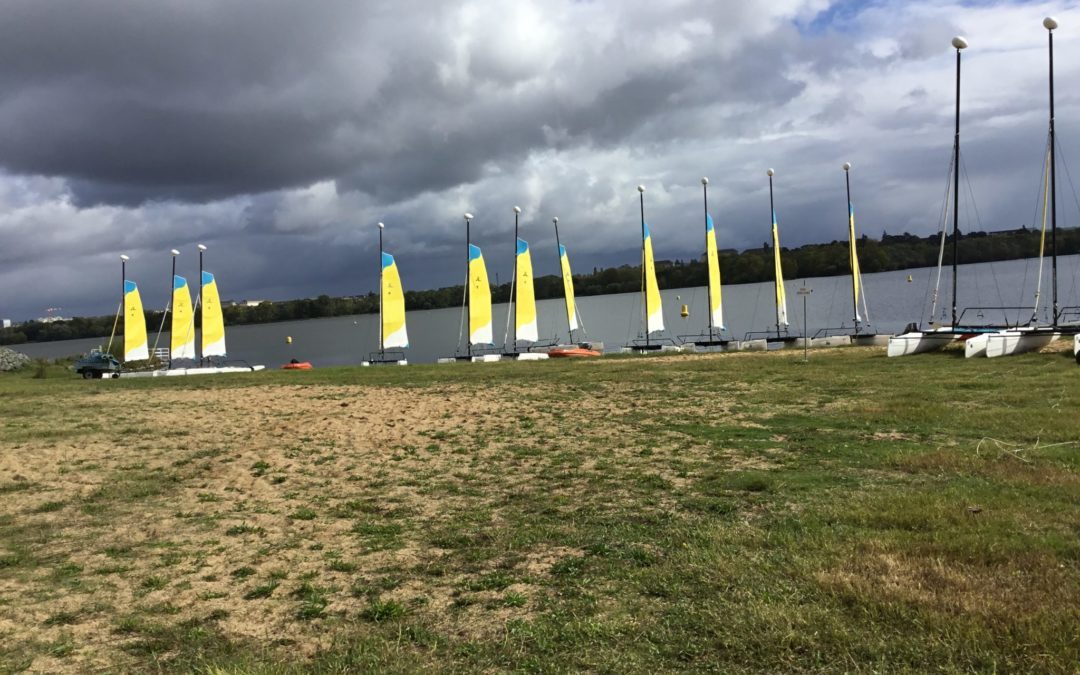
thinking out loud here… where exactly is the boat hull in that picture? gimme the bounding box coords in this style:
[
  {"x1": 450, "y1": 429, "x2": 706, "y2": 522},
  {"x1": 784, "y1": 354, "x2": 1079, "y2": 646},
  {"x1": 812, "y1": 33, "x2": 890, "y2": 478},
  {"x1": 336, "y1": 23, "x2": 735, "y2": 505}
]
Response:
[
  {"x1": 548, "y1": 346, "x2": 601, "y2": 358},
  {"x1": 120, "y1": 365, "x2": 266, "y2": 378},
  {"x1": 887, "y1": 332, "x2": 957, "y2": 357},
  {"x1": 985, "y1": 331, "x2": 1059, "y2": 358},
  {"x1": 964, "y1": 333, "x2": 991, "y2": 358}
]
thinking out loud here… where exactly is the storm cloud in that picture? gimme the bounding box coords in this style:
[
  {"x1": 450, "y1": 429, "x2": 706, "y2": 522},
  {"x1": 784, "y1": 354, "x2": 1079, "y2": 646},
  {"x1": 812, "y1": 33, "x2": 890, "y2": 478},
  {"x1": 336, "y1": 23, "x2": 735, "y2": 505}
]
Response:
[{"x1": 1, "y1": 0, "x2": 1078, "y2": 320}]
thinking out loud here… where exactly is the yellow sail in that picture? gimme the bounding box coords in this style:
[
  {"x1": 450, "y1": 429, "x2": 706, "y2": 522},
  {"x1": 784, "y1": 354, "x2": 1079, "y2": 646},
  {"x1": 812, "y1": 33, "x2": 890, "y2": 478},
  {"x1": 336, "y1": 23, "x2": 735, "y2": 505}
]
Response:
[
  {"x1": 381, "y1": 252, "x2": 409, "y2": 349},
  {"x1": 170, "y1": 275, "x2": 196, "y2": 360},
  {"x1": 848, "y1": 203, "x2": 862, "y2": 322},
  {"x1": 468, "y1": 245, "x2": 493, "y2": 344},
  {"x1": 772, "y1": 212, "x2": 788, "y2": 326},
  {"x1": 200, "y1": 271, "x2": 226, "y2": 357},
  {"x1": 705, "y1": 214, "x2": 724, "y2": 329},
  {"x1": 123, "y1": 280, "x2": 149, "y2": 362},
  {"x1": 643, "y1": 223, "x2": 664, "y2": 334},
  {"x1": 515, "y1": 239, "x2": 538, "y2": 342},
  {"x1": 559, "y1": 244, "x2": 579, "y2": 333}
]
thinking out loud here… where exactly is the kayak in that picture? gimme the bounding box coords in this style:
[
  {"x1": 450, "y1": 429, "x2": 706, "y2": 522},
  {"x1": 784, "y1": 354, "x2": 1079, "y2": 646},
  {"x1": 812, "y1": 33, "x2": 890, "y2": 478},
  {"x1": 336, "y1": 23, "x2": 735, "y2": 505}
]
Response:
[
  {"x1": 282, "y1": 361, "x2": 313, "y2": 370},
  {"x1": 548, "y1": 346, "x2": 601, "y2": 358}
]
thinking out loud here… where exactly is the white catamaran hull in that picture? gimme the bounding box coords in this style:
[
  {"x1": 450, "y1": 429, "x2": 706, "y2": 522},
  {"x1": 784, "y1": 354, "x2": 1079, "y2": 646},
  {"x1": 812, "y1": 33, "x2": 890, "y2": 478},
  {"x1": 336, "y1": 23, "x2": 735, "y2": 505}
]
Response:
[
  {"x1": 1075, "y1": 334, "x2": 1080, "y2": 359},
  {"x1": 120, "y1": 365, "x2": 266, "y2": 378},
  {"x1": 985, "y1": 331, "x2": 1059, "y2": 358},
  {"x1": 964, "y1": 333, "x2": 991, "y2": 358},
  {"x1": 887, "y1": 331, "x2": 957, "y2": 357}
]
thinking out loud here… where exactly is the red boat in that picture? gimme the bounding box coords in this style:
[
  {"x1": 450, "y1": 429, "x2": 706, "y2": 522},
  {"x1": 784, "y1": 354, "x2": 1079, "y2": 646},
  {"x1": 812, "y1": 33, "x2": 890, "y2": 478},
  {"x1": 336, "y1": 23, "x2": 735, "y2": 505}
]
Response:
[
  {"x1": 281, "y1": 359, "x2": 313, "y2": 370},
  {"x1": 548, "y1": 345, "x2": 601, "y2": 358}
]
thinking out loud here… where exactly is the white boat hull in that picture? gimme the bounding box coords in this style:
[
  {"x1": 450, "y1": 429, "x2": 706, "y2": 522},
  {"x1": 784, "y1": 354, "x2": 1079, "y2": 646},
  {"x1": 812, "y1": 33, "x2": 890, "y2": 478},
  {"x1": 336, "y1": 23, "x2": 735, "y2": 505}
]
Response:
[
  {"x1": 361, "y1": 359, "x2": 407, "y2": 366},
  {"x1": 809, "y1": 335, "x2": 851, "y2": 348},
  {"x1": 511, "y1": 352, "x2": 549, "y2": 361},
  {"x1": 964, "y1": 333, "x2": 991, "y2": 358},
  {"x1": 1075, "y1": 334, "x2": 1080, "y2": 359},
  {"x1": 985, "y1": 331, "x2": 1059, "y2": 358},
  {"x1": 887, "y1": 331, "x2": 957, "y2": 357},
  {"x1": 120, "y1": 365, "x2": 265, "y2": 378}
]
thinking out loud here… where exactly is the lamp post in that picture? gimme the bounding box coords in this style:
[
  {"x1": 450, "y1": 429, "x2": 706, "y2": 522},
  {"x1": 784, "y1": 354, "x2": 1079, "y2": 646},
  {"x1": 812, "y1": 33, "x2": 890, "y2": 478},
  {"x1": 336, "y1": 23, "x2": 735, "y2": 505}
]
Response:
[
  {"x1": 464, "y1": 213, "x2": 473, "y2": 358},
  {"x1": 950, "y1": 36, "x2": 968, "y2": 329},
  {"x1": 1044, "y1": 17, "x2": 1059, "y2": 325},
  {"x1": 638, "y1": 184, "x2": 648, "y2": 349}
]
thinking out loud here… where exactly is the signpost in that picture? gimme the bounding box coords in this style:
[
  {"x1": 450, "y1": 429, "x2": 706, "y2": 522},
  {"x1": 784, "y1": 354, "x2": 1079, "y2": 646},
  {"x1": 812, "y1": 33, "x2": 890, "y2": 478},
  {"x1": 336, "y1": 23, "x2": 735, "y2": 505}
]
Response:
[{"x1": 798, "y1": 285, "x2": 812, "y2": 361}]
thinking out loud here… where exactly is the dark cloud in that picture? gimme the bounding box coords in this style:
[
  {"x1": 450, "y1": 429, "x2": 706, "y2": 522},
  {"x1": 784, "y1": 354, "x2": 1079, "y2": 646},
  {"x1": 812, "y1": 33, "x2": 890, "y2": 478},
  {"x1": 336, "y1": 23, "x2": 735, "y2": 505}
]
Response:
[{"x1": 1, "y1": 0, "x2": 1079, "y2": 322}]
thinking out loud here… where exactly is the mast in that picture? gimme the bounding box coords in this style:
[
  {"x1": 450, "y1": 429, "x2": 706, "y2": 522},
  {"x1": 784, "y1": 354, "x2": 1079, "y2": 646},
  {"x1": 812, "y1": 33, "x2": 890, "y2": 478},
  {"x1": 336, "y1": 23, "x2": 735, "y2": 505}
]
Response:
[
  {"x1": 637, "y1": 184, "x2": 648, "y2": 348},
  {"x1": 1045, "y1": 17, "x2": 1059, "y2": 326},
  {"x1": 197, "y1": 243, "x2": 206, "y2": 364},
  {"x1": 512, "y1": 206, "x2": 521, "y2": 353},
  {"x1": 702, "y1": 177, "x2": 714, "y2": 340},
  {"x1": 464, "y1": 213, "x2": 473, "y2": 358},
  {"x1": 377, "y1": 222, "x2": 385, "y2": 358},
  {"x1": 168, "y1": 250, "x2": 178, "y2": 367},
  {"x1": 768, "y1": 169, "x2": 780, "y2": 338},
  {"x1": 843, "y1": 162, "x2": 859, "y2": 334},
  {"x1": 553, "y1": 216, "x2": 573, "y2": 341},
  {"x1": 950, "y1": 36, "x2": 968, "y2": 328}
]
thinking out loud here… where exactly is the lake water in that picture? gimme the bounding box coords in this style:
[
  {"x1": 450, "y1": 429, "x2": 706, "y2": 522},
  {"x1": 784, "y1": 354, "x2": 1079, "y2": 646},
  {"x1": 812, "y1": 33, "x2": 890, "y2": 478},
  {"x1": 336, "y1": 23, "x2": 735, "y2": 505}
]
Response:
[{"x1": 13, "y1": 254, "x2": 1080, "y2": 366}]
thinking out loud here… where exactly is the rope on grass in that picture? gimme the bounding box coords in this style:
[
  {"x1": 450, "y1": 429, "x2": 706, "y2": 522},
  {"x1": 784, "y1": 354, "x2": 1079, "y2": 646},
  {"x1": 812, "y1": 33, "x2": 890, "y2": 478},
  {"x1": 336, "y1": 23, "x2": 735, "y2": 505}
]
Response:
[{"x1": 975, "y1": 436, "x2": 1077, "y2": 464}]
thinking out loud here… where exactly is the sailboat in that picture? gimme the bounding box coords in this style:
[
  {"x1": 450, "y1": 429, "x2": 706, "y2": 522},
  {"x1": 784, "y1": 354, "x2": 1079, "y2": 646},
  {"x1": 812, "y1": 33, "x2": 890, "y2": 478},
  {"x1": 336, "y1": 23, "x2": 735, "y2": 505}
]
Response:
[
  {"x1": 363, "y1": 222, "x2": 409, "y2": 366},
  {"x1": 624, "y1": 185, "x2": 675, "y2": 353},
  {"x1": 507, "y1": 237, "x2": 548, "y2": 361},
  {"x1": 123, "y1": 280, "x2": 150, "y2": 362},
  {"x1": 548, "y1": 216, "x2": 602, "y2": 358},
  {"x1": 501, "y1": 206, "x2": 548, "y2": 361},
  {"x1": 681, "y1": 177, "x2": 731, "y2": 350},
  {"x1": 981, "y1": 17, "x2": 1080, "y2": 359},
  {"x1": 123, "y1": 246, "x2": 263, "y2": 376},
  {"x1": 813, "y1": 163, "x2": 886, "y2": 347},
  {"x1": 743, "y1": 169, "x2": 800, "y2": 349},
  {"x1": 440, "y1": 214, "x2": 501, "y2": 363},
  {"x1": 888, "y1": 36, "x2": 1005, "y2": 357},
  {"x1": 170, "y1": 275, "x2": 196, "y2": 361}
]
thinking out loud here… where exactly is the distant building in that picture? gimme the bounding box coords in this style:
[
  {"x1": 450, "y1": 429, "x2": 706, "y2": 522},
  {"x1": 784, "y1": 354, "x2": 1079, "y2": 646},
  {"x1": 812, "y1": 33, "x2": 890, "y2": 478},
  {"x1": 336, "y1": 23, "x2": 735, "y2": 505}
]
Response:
[
  {"x1": 35, "y1": 315, "x2": 67, "y2": 323},
  {"x1": 1, "y1": 319, "x2": 11, "y2": 328},
  {"x1": 222, "y1": 299, "x2": 265, "y2": 308}
]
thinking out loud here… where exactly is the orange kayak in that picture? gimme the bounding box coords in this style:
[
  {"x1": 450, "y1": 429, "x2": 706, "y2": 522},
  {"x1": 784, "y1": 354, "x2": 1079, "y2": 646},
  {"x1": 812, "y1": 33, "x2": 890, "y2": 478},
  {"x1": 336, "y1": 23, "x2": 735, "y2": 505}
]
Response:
[
  {"x1": 281, "y1": 361, "x2": 313, "y2": 370},
  {"x1": 548, "y1": 346, "x2": 601, "y2": 358}
]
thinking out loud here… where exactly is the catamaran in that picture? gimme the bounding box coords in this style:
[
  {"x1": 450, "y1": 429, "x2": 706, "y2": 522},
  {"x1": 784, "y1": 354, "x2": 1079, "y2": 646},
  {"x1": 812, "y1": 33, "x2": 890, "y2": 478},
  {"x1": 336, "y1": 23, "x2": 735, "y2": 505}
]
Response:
[
  {"x1": 888, "y1": 36, "x2": 1014, "y2": 357},
  {"x1": 362, "y1": 222, "x2": 408, "y2": 366},
  {"x1": 547, "y1": 216, "x2": 602, "y2": 358},
  {"x1": 743, "y1": 169, "x2": 800, "y2": 349},
  {"x1": 121, "y1": 245, "x2": 263, "y2": 376},
  {"x1": 980, "y1": 17, "x2": 1080, "y2": 358},
  {"x1": 502, "y1": 207, "x2": 548, "y2": 361},
  {"x1": 102, "y1": 255, "x2": 149, "y2": 372},
  {"x1": 440, "y1": 214, "x2": 501, "y2": 363},
  {"x1": 680, "y1": 177, "x2": 732, "y2": 350},
  {"x1": 812, "y1": 163, "x2": 886, "y2": 347},
  {"x1": 624, "y1": 185, "x2": 676, "y2": 353},
  {"x1": 122, "y1": 280, "x2": 149, "y2": 363}
]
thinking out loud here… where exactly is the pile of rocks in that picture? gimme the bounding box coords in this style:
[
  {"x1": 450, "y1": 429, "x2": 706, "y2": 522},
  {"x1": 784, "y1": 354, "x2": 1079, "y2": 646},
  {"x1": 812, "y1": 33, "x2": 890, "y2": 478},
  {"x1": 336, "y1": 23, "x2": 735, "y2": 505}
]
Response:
[{"x1": 0, "y1": 346, "x2": 31, "y2": 372}]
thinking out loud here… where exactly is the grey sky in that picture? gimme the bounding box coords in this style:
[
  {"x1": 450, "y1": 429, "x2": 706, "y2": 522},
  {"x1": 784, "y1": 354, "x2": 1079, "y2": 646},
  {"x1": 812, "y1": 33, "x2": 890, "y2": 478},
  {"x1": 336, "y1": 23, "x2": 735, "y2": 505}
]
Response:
[{"x1": 1, "y1": 0, "x2": 1078, "y2": 320}]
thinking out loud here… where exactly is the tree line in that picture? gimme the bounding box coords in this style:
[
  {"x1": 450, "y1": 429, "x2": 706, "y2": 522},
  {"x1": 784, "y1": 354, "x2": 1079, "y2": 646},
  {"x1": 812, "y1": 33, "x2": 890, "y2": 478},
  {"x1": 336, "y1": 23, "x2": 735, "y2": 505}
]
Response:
[{"x1": 4, "y1": 226, "x2": 1078, "y2": 345}]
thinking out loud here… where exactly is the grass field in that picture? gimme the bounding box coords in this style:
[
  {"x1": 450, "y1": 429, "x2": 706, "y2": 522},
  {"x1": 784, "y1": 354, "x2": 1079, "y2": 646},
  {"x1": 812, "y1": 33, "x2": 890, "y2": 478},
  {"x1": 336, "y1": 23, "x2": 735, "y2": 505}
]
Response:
[{"x1": 1, "y1": 346, "x2": 1078, "y2": 673}]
